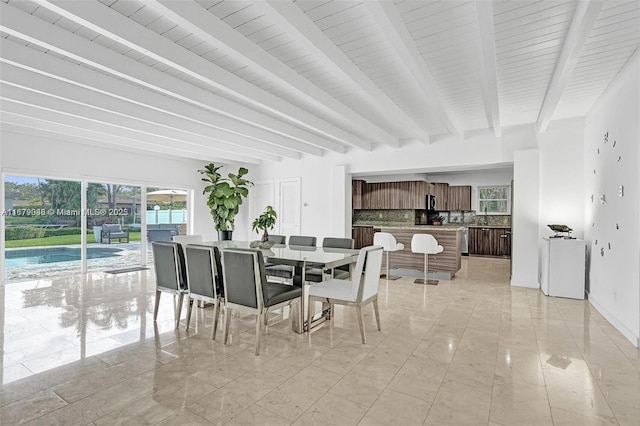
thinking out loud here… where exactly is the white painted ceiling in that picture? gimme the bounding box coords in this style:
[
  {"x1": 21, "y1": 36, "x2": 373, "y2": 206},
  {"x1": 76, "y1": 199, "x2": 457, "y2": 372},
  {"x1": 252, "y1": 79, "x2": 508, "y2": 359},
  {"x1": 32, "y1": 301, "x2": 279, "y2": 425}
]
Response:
[{"x1": 0, "y1": 0, "x2": 638, "y2": 164}]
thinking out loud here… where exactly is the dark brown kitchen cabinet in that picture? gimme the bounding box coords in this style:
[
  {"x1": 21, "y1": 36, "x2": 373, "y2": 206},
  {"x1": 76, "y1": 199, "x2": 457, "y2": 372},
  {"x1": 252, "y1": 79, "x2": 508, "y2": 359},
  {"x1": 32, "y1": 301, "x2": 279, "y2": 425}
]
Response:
[
  {"x1": 363, "y1": 182, "x2": 387, "y2": 209},
  {"x1": 352, "y1": 226, "x2": 379, "y2": 249},
  {"x1": 433, "y1": 183, "x2": 449, "y2": 210},
  {"x1": 360, "y1": 181, "x2": 430, "y2": 209},
  {"x1": 468, "y1": 227, "x2": 511, "y2": 257},
  {"x1": 352, "y1": 179, "x2": 365, "y2": 209},
  {"x1": 448, "y1": 185, "x2": 472, "y2": 211}
]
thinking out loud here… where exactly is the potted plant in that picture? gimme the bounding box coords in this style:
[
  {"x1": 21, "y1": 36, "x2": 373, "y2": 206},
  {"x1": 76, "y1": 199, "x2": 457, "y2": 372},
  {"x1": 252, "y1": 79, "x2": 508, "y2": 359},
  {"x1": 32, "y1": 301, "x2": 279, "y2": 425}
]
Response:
[
  {"x1": 252, "y1": 206, "x2": 277, "y2": 245},
  {"x1": 198, "y1": 163, "x2": 253, "y2": 241}
]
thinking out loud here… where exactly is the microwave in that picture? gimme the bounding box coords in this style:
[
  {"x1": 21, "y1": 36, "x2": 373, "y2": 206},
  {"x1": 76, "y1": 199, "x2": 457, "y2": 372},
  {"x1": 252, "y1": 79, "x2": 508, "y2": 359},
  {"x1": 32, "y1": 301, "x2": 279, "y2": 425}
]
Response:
[{"x1": 426, "y1": 194, "x2": 437, "y2": 210}]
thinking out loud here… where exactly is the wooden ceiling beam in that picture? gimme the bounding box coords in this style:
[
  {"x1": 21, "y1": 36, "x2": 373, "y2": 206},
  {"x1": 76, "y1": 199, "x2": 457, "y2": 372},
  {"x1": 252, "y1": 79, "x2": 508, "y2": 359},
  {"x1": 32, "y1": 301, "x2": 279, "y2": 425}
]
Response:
[
  {"x1": 0, "y1": 2, "x2": 339, "y2": 156},
  {"x1": 536, "y1": 0, "x2": 605, "y2": 133},
  {"x1": 0, "y1": 84, "x2": 281, "y2": 163},
  {"x1": 365, "y1": 1, "x2": 464, "y2": 140},
  {"x1": 0, "y1": 106, "x2": 262, "y2": 165},
  {"x1": 475, "y1": 0, "x2": 502, "y2": 138},
  {"x1": 0, "y1": 66, "x2": 291, "y2": 161},
  {"x1": 33, "y1": 0, "x2": 364, "y2": 152},
  {"x1": 147, "y1": 0, "x2": 394, "y2": 149},
  {"x1": 0, "y1": 39, "x2": 322, "y2": 159},
  {"x1": 258, "y1": 0, "x2": 428, "y2": 140}
]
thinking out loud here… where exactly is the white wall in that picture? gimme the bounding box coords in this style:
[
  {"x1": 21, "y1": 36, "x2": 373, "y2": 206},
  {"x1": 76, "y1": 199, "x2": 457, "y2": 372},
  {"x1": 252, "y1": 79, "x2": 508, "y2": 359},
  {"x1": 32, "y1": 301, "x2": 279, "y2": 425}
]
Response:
[
  {"x1": 249, "y1": 121, "x2": 587, "y2": 283},
  {"x1": 537, "y1": 117, "x2": 586, "y2": 240},
  {"x1": 511, "y1": 149, "x2": 541, "y2": 288},
  {"x1": 248, "y1": 124, "x2": 540, "y2": 242},
  {"x1": 584, "y1": 52, "x2": 640, "y2": 347}
]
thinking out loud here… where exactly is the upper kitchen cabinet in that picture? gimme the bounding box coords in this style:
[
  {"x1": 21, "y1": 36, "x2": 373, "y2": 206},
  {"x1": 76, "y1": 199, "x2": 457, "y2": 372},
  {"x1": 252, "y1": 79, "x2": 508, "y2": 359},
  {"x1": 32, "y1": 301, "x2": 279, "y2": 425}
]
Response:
[
  {"x1": 448, "y1": 185, "x2": 472, "y2": 211},
  {"x1": 433, "y1": 183, "x2": 449, "y2": 210},
  {"x1": 401, "y1": 181, "x2": 431, "y2": 209},
  {"x1": 363, "y1": 182, "x2": 385, "y2": 209},
  {"x1": 360, "y1": 180, "x2": 430, "y2": 209},
  {"x1": 352, "y1": 179, "x2": 365, "y2": 209}
]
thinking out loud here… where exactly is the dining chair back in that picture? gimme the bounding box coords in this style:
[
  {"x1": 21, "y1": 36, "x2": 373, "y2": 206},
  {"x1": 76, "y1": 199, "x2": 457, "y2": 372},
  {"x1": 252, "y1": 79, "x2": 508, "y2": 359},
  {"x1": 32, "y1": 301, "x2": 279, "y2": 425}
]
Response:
[
  {"x1": 265, "y1": 235, "x2": 317, "y2": 285},
  {"x1": 322, "y1": 237, "x2": 354, "y2": 249},
  {"x1": 267, "y1": 234, "x2": 286, "y2": 244},
  {"x1": 221, "y1": 248, "x2": 302, "y2": 355},
  {"x1": 184, "y1": 245, "x2": 223, "y2": 339},
  {"x1": 288, "y1": 235, "x2": 317, "y2": 246},
  {"x1": 307, "y1": 245, "x2": 383, "y2": 343},
  {"x1": 306, "y1": 237, "x2": 355, "y2": 282},
  {"x1": 152, "y1": 241, "x2": 188, "y2": 328}
]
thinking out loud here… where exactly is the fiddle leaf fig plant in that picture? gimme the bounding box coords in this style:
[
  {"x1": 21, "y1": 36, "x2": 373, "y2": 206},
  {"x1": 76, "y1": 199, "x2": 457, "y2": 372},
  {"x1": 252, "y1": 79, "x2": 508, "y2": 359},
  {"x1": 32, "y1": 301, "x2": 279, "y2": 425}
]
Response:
[
  {"x1": 252, "y1": 205, "x2": 277, "y2": 242},
  {"x1": 198, "y1": 163, "x2": 253, "y2": 232}
]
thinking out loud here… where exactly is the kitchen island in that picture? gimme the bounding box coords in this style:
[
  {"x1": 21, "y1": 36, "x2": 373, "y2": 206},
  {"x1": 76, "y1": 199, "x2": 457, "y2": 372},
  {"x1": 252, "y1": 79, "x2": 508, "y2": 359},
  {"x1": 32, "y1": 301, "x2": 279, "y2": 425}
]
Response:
[{"x1": 352, "y1": 224, "x2": 463, "y2": 279}]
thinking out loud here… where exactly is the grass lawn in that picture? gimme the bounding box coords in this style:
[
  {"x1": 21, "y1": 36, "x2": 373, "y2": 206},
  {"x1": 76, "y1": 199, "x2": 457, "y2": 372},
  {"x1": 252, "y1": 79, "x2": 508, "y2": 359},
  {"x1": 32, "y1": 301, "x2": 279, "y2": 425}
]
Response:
[{"x1": 5, "y1": 232, "x2": 142, "y2": 248}]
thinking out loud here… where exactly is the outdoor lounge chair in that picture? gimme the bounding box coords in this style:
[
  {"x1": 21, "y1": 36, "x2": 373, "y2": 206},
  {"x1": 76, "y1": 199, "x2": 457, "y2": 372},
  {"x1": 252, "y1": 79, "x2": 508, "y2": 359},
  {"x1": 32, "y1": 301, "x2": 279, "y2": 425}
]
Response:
[{"x1": 101, "y1": 224, "x2": 130, "y2": 244}]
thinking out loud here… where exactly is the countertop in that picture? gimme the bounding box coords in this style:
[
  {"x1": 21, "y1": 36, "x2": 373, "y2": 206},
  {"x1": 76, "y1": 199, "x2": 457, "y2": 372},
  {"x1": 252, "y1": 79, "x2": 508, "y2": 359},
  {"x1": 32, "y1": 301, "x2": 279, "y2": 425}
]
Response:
[
  {"x1": 466, "y1": 225, "x2": 512, "y2": 229},
  {"x1": 352, "y1": 223, "x2": 464, "y2": 231}
]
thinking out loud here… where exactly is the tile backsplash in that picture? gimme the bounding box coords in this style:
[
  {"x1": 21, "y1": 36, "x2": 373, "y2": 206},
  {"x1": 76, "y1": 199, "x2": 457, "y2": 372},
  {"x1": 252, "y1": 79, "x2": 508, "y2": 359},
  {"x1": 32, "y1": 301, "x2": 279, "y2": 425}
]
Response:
[
  {"x1": 354, "y1": 209, "x2": 511, "y2": 227},
  {"x1": 353, "y1": 209, "x2": 415, "y2": 225}
]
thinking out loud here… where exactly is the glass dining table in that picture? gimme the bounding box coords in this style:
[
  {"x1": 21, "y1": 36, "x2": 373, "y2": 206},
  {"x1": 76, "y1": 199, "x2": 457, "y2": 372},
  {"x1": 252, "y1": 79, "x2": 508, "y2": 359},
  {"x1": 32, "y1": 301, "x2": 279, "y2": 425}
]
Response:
[{"x1": 192, "y1": 241, "x2": 360, "y2": 333}]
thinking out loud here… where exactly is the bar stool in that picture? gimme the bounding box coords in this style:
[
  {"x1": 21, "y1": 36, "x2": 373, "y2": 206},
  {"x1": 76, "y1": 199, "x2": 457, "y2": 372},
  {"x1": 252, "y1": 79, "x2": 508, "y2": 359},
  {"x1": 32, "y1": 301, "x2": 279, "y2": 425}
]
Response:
[
  {"x1": 411, "y1": 234, "x2": 443, "y2": 285},
  {"x1": 373, "y1": 232, "x2": 404, "y2": 280}
]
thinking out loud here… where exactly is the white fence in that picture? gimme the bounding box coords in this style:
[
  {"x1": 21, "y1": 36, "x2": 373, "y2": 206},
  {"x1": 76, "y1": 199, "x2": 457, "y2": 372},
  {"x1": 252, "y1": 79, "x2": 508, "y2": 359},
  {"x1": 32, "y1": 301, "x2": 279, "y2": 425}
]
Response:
[{"x1": 146, "y1": 209, "x2": 187, "y2": 224}]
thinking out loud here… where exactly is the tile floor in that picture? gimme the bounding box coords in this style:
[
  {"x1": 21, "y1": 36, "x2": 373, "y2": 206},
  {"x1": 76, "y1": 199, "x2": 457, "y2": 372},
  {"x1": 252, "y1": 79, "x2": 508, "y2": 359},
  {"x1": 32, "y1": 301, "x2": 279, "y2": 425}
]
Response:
[{"x1": 1, "y1": 257, "x2": 639, "y2": 425}]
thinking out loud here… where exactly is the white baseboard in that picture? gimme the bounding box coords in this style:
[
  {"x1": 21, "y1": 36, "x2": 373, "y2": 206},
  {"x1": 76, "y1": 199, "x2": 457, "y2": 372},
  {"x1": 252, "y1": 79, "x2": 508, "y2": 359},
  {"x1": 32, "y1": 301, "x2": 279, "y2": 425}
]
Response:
[
  {"x1": 588, "y1": 293, "x2": 640, "y2": 348},
  {"x1": 510, "y1": 279, "x2": 539, "y2": 288}
]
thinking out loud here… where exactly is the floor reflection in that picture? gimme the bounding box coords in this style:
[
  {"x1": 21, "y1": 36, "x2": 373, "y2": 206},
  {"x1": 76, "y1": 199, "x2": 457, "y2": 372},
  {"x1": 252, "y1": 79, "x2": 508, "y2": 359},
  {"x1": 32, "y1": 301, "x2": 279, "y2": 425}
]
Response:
[
  {"x1": 1, "y1": 271, "x2": 165, "y2": 385},
  {"x1": 1, "y1": 258, "x2": 638, "y2": 425}
]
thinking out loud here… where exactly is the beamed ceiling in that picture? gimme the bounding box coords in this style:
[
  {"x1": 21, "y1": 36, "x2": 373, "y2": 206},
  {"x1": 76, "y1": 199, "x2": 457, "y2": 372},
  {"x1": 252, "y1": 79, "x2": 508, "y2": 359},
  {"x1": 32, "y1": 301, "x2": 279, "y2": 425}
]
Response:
[{"x1": 0, "y1": 0, "x2": 638, "y2": 164}]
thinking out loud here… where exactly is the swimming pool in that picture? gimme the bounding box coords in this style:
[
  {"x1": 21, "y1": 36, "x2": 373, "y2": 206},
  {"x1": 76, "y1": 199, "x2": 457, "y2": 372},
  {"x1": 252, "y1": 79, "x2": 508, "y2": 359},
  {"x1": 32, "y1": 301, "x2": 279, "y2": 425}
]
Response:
[{"x1": 5, "y1": 247, "x2": 123, "y2": 267}]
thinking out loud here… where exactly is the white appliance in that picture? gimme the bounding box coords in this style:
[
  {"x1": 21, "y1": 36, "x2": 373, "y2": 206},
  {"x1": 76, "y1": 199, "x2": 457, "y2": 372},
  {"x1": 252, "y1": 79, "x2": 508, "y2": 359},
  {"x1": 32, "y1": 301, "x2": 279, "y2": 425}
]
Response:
[
  {"x1": 541, "y1": 238, "x2": 586, "y2": 299},
  {"x1": 461, "y1": 227, "x2": 469, "y2": 255}
]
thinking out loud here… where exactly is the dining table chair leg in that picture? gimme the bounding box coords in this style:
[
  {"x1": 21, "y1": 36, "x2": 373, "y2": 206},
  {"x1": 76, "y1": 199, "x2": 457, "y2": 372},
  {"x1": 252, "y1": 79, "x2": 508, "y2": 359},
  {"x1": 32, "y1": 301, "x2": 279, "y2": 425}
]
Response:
[
  {"x1": 255, "y1": 312, "x2": 264, "y2": 355},
  {"x1": 153, "y1": 291, "x2": 161, "y2": 321},
  {"x1": 356, "y1": 306, "x2": 366, "y2": 344},
  {"x1": 223, "y1": 307, "x2": 231, "y2": 344},
  {"x1": 175, "y1": 294, "x2": 185, "y2": 329},
  {"x1": 211, "y1": 301, "x2": 219, "y2": 340},
  {"x1": 185, "y1": 299, "x2": 194, "y2": 330},
  {"x1": 373, "y1": 299, "x2": 381, "y2": 331}
]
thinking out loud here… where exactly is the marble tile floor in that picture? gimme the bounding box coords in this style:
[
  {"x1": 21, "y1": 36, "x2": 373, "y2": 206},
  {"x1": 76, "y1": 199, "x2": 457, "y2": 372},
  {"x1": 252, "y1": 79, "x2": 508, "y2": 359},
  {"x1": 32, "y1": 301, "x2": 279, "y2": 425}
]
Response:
[{"x1": 1, "y1": 257, "x2": 638, "y2": 425}]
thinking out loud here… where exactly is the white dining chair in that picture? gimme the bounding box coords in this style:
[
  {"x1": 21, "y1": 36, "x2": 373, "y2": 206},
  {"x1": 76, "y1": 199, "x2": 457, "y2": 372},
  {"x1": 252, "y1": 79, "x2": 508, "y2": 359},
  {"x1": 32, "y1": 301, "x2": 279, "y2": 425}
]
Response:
[{"x1": 307, "y1": 245, "x2": 383, "y2": 344}]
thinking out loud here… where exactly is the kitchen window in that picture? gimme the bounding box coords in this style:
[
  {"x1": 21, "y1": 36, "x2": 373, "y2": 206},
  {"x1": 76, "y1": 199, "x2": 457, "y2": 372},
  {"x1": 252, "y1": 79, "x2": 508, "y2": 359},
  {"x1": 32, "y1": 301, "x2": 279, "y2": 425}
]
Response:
[{"x1": 478, "y1": 185, "x2": 510, "y2": 214}]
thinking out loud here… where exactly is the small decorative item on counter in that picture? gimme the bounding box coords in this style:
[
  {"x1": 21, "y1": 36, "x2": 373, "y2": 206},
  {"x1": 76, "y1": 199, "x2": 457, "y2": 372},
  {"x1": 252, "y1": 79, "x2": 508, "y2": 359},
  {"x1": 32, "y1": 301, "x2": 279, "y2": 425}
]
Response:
[
  {"x1": 548, "y1": 224, "x2": 573, "y2": 239},
  {"x1": 432, "y1": 216, "x2": 445, "y2": 226}
]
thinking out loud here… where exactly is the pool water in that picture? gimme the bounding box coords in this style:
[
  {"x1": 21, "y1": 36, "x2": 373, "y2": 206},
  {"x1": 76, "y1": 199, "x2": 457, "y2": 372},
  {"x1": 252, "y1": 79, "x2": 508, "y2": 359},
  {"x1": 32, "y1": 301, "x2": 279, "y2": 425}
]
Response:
[{"x1": 5, "y1": 247, "x2": 123, "y2": 267}]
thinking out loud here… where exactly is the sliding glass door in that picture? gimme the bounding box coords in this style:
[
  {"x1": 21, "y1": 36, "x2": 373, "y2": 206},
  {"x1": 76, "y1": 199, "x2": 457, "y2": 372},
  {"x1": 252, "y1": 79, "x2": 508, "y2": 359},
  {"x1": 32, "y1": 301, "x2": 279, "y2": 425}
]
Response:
[
  {"x1": 3, "y1": 175, "x2": 190, "y2": 283},
  {"x1": 85, "y1": 183, "x2": 142, "y2": 273},
  {"x1": 145, "y1": 187, "x2": 188, "y2": 264},
  {"x1": 4, "y1": 175, "x2": 82, "y2": 282}
]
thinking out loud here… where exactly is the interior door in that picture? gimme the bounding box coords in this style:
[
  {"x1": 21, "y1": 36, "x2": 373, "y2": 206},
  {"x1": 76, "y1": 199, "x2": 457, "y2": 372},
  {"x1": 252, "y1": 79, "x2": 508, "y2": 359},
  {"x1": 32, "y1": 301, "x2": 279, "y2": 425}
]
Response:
[{"x1": 277, "y1": 178, "x2": 301, "y2": 237}]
